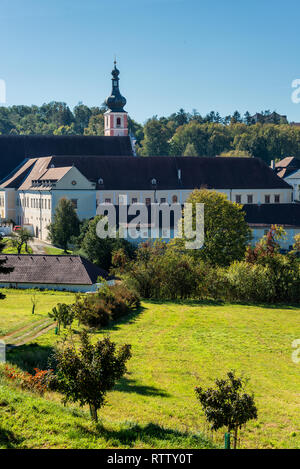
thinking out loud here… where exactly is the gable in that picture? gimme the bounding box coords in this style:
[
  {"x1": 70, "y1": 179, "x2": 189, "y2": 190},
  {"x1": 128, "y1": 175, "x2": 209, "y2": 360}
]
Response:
[{"x1": 54, "y1": 166, "x2": 95, "y2": 190}]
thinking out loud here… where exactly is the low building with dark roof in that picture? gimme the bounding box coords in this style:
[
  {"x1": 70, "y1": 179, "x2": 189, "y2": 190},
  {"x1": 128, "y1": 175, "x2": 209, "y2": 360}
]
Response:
[
  {"x1": 0, "y1": 254, "x2": 111, "y2": 292},
  {"x1": 243, "y1": 203, "x2": 300, "y2": 249}
]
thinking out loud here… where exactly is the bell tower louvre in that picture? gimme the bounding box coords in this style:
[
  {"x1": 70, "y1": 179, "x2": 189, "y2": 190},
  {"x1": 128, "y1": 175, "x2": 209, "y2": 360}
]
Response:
[{"x1": 104, "y1": 60, "x2": 128, "y2": 137}]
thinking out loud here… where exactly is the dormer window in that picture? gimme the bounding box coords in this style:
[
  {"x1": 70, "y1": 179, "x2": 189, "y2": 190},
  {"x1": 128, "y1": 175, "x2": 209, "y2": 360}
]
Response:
[
  {"x1": 151, "y1": 178, "x2": 157, "y2": 186},
  {"x1": 98, "y1": 178, "x2": 104, "y2": 185}
]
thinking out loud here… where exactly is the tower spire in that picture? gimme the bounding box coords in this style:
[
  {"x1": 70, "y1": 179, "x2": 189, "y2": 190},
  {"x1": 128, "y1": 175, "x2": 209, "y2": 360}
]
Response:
[{"x1": 104, "y1": 60, "x2": 128, "y2": 136}]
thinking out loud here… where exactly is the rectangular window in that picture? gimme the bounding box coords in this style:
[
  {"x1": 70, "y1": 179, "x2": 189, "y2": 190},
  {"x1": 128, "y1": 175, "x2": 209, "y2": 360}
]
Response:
[
  {"x1": 160, "y1": 198, "x2": 166, "y2": 204},
  {"x1": 274, "y1": 194, "x2": 280, "y2": 203},
  {"x1": 131, "y1": 197, "x2": 138, "y2": 204},
  {"x1": 235, "y1": 195, "x2": 241, "y2": 204},
  {"x1": 247, "y1": 195, "x2": 253, "y2": 204},
  {"x1": 105, "y1": 198, "x2": 111, "y2": 204},
  {"x1": 172, "y1": 195, "x2": 178, "y2": 203},
  {"x1": 145, "y1": 198, "x2": 151, "y2": 206},
  {"x1": 265, "y1": 195, "x2": 270, "y2": 204},
  {"x1": 71, "y1": 199, "x2": 78, "y2": 209},
  {"x1": 48, "y1": 199, "x2": 51, "y2": 210}
]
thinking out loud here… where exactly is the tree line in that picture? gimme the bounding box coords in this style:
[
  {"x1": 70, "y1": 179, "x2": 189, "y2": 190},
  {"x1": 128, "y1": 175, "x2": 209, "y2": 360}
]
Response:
[{"x1": 1, "y1": 103, "x2": 300, "y2": 163}]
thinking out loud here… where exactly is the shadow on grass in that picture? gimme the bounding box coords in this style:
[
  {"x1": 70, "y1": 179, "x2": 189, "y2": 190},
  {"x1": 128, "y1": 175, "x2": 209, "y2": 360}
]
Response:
[
  {"x1": 76, "y1": 421, "x2": 214, "y2": 449},
  {"x1": 0, "y1": 426, "x2": 26, "y2": 449},
  {"x1": 6, "y1": 343, "x2": 55, "y2": 373},
  {"x1": 95, "y1": 306, "x2": 146, "y2": 333},
  {"x1": 144, "y1": 298, "x2": 225, "y2": 307},
  {"x1": 143, "y1": 298, "x2": 300, "y2": 310},
  {"x1": 114, "y1": 377, "x2": 170, "y2": 397}
]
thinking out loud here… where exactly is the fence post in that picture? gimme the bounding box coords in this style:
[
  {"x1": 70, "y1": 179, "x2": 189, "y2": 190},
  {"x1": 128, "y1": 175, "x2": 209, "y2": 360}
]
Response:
[{"x1": 224, "y1": 432, "x2": 231, "y2": 449}]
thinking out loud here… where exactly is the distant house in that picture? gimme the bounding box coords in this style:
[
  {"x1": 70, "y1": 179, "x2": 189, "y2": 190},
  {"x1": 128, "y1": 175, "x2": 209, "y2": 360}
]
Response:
[
  {"x1": 250, "y1": 112, "x2": 287, "y2": 124},
  {"x1": 274, "y1": 157, "x2": 300, "y2": 201},
  {"x1": 243, "y1": 203, "x2": 300, "y2": 250},
  {"x1": 0, "y1": 254, "x2": 112, "y2": 292}
]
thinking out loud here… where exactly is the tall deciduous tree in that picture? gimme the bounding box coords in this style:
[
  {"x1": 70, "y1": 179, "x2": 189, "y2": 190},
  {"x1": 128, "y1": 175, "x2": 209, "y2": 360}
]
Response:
[
  {"x1": 184, "y1": 189, "x2": 251, "y2": 266},
  {"x1": 48, "y1": 198, "x2": 80, "y2": 252},
  {"x1": 81, "y1": 216, "x2": 134, "y2": 270}
]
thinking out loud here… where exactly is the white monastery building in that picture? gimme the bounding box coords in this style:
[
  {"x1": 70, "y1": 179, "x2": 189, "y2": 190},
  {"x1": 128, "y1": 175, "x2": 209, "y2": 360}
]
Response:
[{"x1": 0, "y1": 61, "x2": 299, "y2": 248}]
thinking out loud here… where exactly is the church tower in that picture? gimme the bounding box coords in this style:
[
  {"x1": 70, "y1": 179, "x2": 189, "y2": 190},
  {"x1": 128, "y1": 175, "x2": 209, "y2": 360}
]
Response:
[{"x1": 104, "y1": 60, "x2": 128, "y2": 136}]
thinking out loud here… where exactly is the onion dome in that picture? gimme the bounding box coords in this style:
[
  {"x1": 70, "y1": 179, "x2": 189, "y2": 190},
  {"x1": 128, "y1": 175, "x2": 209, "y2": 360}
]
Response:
[{"x1": 105, "y1": 60, "x2": 127, "y2": 112}]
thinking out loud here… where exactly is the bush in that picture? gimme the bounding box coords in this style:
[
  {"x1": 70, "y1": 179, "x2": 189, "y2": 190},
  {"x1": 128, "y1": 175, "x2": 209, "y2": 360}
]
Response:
[
  {"x1": 2, "y1": 365, "x2": 54, "y2": 395},
  {"x1": 74, "y1": 283, "x2": 140, "y2": 329},
  {"x1": 225, "y1": 261, "x2": 274, "y2": 303}
]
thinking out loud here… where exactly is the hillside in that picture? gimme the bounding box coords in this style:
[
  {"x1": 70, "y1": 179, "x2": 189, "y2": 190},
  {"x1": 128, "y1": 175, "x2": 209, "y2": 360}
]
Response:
[{"x1": 0, "y1": 291, "x2": 299, "y2": 449}]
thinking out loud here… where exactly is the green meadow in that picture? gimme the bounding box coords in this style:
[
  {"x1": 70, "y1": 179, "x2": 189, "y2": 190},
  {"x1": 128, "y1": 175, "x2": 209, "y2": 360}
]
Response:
[{"x1": 0, "y1": 290, "x2": 299, "y2": 449}]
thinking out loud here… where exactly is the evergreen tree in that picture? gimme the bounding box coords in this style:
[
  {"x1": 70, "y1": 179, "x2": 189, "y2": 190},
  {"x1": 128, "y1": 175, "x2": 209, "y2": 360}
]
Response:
[{"x1": 48, "y1": 198, "x2": 80, "y2": 252}]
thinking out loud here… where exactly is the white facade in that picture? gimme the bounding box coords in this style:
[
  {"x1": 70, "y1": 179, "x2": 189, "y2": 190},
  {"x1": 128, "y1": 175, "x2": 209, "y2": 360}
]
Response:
[
  {"x1": 0, "y1": 163, "x2": 295, "y2": 243},
  {"x1": 284, "y1": 170, "x2": 300, "y2": 202}
]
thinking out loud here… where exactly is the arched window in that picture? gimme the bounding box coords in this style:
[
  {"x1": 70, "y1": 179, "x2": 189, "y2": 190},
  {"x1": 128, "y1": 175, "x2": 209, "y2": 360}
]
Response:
[{"x1": 116, "y1": 117, "x2": 121, "y2": 127}]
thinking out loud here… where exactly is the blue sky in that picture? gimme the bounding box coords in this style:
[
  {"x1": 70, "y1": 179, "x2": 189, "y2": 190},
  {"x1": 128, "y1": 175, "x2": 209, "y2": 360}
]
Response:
[{"x1": 1, "y1": 0, "x2": 300, "y2": 123}]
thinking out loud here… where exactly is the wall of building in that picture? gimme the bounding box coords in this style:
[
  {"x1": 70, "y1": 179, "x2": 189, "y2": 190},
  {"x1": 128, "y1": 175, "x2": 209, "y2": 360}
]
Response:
[
  {"x1": 284, "y1": 175, "x2": 300, "y2": 201},
  {"x1": 0, "y1": 282, "x2": 97, "y2": 293},
  {"x1": 251, "y1": 227, "x2": 300, "y2": 250},
  {"x1": 96, "y1": 187, "x2": 292, "y2": 206},
  {"x1": 0, "y1": 189, "x2": 16, "y2": 221}
]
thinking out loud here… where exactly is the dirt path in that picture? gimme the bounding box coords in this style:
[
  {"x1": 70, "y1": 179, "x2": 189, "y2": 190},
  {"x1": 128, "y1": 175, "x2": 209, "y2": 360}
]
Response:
[
  {"x1": 7, "y1": 319, "x2": 53, "y2": 345},
  {"x1": 1, "y1": 318, "x2": 56, "y2": 347},
  {"x1": 16, "y1": 322, "x2": 56, "y2": 346},
  {"x1": 0, "y1": 318, "x2": 47, "y2": 341}
]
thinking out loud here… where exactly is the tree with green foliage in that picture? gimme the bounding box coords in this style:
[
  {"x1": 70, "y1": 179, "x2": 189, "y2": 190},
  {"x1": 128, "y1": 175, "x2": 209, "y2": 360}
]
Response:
[
  {"x1": 48, "y1": 198, "x2": 80, "y2": 252},
  {"x1": 140, "y1": 118, "x2": 171, "y2": 156},
  {"x1": 48, "y1": 303, "x2": 74, "y2": 333},
  {"x1": 195, "y1": 371, "x2": 257, "y2": 449},
  {"x1": 184, "y1": 189, "x2": 251, "y2": 266},
  {"x1": 11, "y1": 228, "x2": 33, "y2": 254},
  {"x1": 54, "y1": 330, "x2": 131, "y2": 422},
  {"x1": 81, "y1": 216, "x2": 135, "y2": 270}
]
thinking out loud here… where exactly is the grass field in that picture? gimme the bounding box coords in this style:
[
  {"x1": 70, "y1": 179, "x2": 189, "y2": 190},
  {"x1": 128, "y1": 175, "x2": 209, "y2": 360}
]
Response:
[
  {"x1": 44, "y1": 246, "x2": 73, "y2": 255},
  {"x1": 0, "y1": 290, "x2": 300, "y2": 449},
  {"x1": 0, "y1": 289, "x2": 75, "y2": 337},
  {"x1": 1, "y1": 237, "x2": 33, "y2": 255}
]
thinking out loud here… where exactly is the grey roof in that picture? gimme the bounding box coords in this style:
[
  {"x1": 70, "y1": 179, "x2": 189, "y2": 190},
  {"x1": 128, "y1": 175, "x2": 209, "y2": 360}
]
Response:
[
  {"x1": 285, "y1": 169, "x2": 300, "y2": 179},
  {"x1": 0, "y1": 254, "x2": 109, "y2": 285},
  {"x1": 0, "y1": 135, "x2": 134, "y2": 181},
  {"x1": 1, "y1": 155, "x2": 292, "y2": 191}
]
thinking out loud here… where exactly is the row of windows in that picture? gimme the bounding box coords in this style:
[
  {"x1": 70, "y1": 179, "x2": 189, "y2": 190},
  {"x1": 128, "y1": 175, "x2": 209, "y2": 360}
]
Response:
[
  {"x1": 102, "y1": 195, "x2": 179, "y2": 205},
  {"x1": 235, "y1": 194, "x2": 280, "y2": 204},
  {"x1": 18, "y1": 197, "x2": 51, "y2": 210},
  {"x1": 102, "y1": 194, "x2": 282, "y2": 206}
]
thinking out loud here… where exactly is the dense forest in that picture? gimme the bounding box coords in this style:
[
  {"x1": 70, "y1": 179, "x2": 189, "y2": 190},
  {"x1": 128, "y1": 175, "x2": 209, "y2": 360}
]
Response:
[{"x1": 1, "y1": 103, "x2": 300, "y2": 163}]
